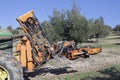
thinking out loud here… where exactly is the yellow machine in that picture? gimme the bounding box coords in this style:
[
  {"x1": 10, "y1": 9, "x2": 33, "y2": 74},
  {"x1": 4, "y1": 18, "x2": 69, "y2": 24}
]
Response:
[{"x1": 0, "y1": 10, "x2": 101, "y2": 80}]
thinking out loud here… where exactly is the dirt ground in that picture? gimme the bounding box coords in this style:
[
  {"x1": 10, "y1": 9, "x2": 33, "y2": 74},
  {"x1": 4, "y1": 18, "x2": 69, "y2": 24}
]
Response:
[{"x1": 27, "y1": 32, "x2": 120, "y2": 80}]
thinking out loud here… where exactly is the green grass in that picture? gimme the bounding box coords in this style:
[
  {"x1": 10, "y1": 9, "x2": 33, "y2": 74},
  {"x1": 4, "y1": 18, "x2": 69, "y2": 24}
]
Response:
[
  {"x1": 104, "y1": 37, "x2": 120, "y2": 40},
  {"x1": 100, "y1": 44, "x2": 120, "y2": 48},
  {"x1": 89, "y1": 43, "x2": 120, "y2": 49},
  {"x1": 64, "y1": 72, "x2": 100, "y2": 80},
  {"x1": 63, "y1": 64, "x2": 120, "y2": 80}
]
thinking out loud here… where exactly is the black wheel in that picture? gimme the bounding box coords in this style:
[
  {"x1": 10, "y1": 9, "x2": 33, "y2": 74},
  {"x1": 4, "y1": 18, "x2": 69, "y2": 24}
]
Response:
[{"x1": 0, "y1": 51, "x2": 24, "y2": 80}]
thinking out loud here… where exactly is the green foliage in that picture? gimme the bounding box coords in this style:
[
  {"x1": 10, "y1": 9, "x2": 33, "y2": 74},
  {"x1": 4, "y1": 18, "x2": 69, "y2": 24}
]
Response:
[
  {"x1": 88, "y1": 17, "x2": 111, "y2": 43},
  {"x1": 47, "y1": 4, "x2": 90, "y2": 44},
  {"x1": 41, "y1": 21, "x2": 55, "y2": 42},
  {"x1": 45, "y1": 3, "x2": 111, "y2": 44},
  {"x1": 48, "y1": 9, "x2": 65, "y2": 42},
  {"x1": 65, "y1": 4, "x2": 89, "y2": 44},
  {"x1": 7, "y1": 26, "x2": 20, "y2": 35},
  {"x1": 113, "y1": 24, "x2": 120, "y2": 31}
]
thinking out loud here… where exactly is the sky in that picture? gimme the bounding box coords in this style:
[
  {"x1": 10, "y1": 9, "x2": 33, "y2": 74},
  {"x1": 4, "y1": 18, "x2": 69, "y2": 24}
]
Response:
[{"x1": 0, "y1": 0, "x2": 120, "y2": 28}]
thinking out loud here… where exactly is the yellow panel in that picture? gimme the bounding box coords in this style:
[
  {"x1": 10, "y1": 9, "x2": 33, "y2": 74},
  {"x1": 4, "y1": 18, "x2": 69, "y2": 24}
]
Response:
[
  {"x1": 25, "y1": 39, "x2": 34, "y2": 71},
  {"x1": 27, "y1": 62, "x2": 33, "y2": 72},
  {"x1": 20, "y1": 45, "x2": 27, "y2": 67},
  {"x1": 17, "y1": 10, "x2": 34, "y2": 22},
  {"x1": 26, "y1": 40, "x2": 33, "y2": 61}
]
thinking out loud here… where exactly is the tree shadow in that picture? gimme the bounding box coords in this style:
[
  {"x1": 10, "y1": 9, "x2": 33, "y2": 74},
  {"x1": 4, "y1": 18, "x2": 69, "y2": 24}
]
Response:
[
  {"x1": 24, "y1": 67, "x2": 78, "y2": 80},
  {"x1": 86, "y1": 40, "x2": 97, "y2": 43},
  {"x1": 113, "y1": 43, "x2": 120, "y2": 45},
  {"x1": 108, "y1": 37, "x2": 120, "y2": 39},
  {"x1": 81, "y1": 67, "x2": 120, "y2": 80}
]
